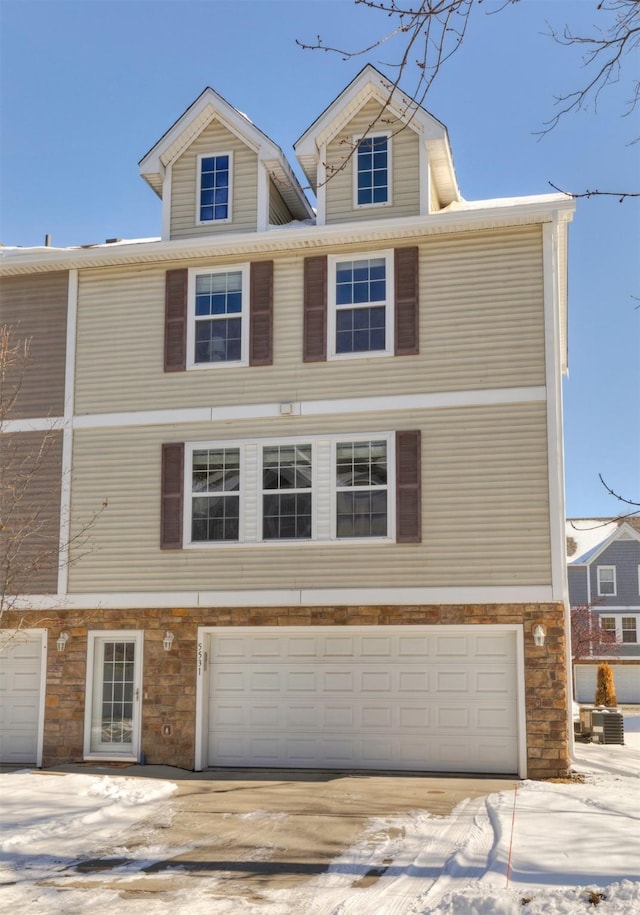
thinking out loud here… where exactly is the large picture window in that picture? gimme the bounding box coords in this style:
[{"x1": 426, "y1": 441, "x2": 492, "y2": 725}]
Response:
[
  {"x1": 198, "y1": 153, "x2": 231, "y2": 223},
  {"x1": 177, "y1": 432, "x2": 416, "y2": 547}
]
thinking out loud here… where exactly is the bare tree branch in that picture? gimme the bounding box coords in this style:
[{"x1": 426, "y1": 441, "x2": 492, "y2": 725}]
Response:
[
  {"x1": 540, "y1": 0, "x2": 640, "y2": 138},
  {"x1": 298, "y1": 0, "x2": 640, "y2": 199},
  {"x1": 548, "y1": 180, "x2": 640, "y2": 202}
]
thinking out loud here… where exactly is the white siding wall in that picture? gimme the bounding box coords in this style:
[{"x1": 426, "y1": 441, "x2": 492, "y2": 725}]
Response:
[
  {"x1": 68, "y1": 401, "x2": 551, "y2": 593},
  {"x1": 74, "y1": 226, "x2": 545, "y2": 414},
  {"x1": 170, "y1": 119, "x2": 258, "y2": 239}
]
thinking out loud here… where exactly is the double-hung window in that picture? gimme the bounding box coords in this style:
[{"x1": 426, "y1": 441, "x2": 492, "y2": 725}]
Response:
[
  {"x1": 262, "y1": 444, "x2": 313, "y2": 540},
  {"x1": 198, "y1": 152, "x2": 231, "y2": 223},
  {"x1": 191, "y1": 447, "x2": 241, "y2": 542},
  {"x1": 622, "y1": 617, "x2": 638, "y2": 644},
  {"x1": 188, "y1": 265, "x2": 248, "y2": 367},
  {"x1": 329, "y1": 251, "x2": 393, "y2": 358},
  {"x1": 597, "y1": 566, "x2": 616, "y2": 596},
  {"x1": 355, "y1": 134, "x2": 390, "y2": 207},
  {"x1": 335, "y1": 439, "x2": 388, "y2": 538}
]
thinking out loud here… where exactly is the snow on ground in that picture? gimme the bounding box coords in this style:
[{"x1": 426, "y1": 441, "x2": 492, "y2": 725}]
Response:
[{"x1": 1, "y1": 716, "x2": 639, "y2": 914}]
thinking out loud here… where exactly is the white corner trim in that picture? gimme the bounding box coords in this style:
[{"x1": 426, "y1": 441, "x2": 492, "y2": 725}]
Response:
[
  {"x1": 58, "y1": 269, "x2": 78, "y2": 595},
  {"x1": 257, "y1": 159, "x2": 269, "y2": 233},
  {"x1": 543, "y1": 220, "x2": 568, "y2": 604},
  {"x1": 161, "y1": 165, "x2": 172, "y2": 241},
  {"x1": 316, "y1": 143, "x2": 327, "y2": 227},
  {"x1": 419, "y1": 140, "x2": 430, "y2": 216}
]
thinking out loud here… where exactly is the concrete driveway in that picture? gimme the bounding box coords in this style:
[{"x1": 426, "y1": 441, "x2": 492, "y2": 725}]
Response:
[{"x1": 47, "y1": 764, "x2": 516, "y2": 903}]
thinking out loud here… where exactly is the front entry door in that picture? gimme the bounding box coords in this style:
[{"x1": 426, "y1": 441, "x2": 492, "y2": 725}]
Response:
[{"x1": 85, "y1": 632, "x2": 142, "y2": 760}]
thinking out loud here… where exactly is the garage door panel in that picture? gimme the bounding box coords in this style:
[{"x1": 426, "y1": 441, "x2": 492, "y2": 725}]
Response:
[
  {"x1": 206, "y1": 627, "x2": 519, "y2": 773},
  {"x1": 0, "y1": 633, "x2": 44, "y2": 765}
]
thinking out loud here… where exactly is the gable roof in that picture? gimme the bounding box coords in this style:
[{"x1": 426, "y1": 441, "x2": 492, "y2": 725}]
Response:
[
  {"x1": 139, "y1": 87, "x2": 314, "y2": 222},
  {"x1": 566, "y1": 518, "x2": 640, "y2": 564},
  {"x1": 294, "y1": 64, "x2": 460, "y2": 206}
]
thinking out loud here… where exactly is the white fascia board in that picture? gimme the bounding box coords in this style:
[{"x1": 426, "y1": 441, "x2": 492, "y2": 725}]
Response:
[
  {"x1": 10, "y1": 585, "x2": 554, "y2": 610},
  {"x1": 0, "y1": 195, "x2": 575, "y2": 277}
]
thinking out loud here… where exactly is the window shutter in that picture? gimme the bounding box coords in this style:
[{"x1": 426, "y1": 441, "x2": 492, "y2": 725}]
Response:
[
  {"x1": 396, "y1": 430, "x2": 421, "y2": 543},
  {"x1": 303, "y1": 255, "x2": 327, "y2": 362},
  {"x1": 161, "y1": 442, "x2": 184, "y2": 549},
  {"x1": 249, "y1": 260, "x2": 274, "y2": 366},
  {"x1": 394, "y1": 247, "x2": 419, "y2": 356},
  {"x1": 164, "y1": 269, "x2": 188, "y2": 372}
]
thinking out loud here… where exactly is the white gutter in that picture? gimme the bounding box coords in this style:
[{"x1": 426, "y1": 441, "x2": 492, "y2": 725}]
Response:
[{"x1": 1, "y1": 195, "x2": 575, "y2": 276}]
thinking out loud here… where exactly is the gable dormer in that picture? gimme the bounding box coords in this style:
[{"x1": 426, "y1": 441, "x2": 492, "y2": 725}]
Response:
[
  {"x1": 139, "y1": 87, "x2": 313, "y2": 240},
  {"x1": 294, "y1": 64, "x2": 461, "y2": 227}
]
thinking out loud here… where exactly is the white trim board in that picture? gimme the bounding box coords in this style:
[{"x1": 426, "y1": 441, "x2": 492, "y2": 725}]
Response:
[{"x1": 10, "y1": 585, "x2": 555, "y2": 611}]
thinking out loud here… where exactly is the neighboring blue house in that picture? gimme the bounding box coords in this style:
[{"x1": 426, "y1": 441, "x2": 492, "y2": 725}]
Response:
[{"x1": 567, "y1": 518, "x2": 640, "y2": 703}]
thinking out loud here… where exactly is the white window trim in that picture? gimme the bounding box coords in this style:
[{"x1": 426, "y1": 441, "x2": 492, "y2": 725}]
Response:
[
  {"x1": 331, "y1": 435, "x2": 395, "y2": 541},
  {"x1": 327, "y1": 249, "x2": 394, "y2": 361},
  {"x1": 186, "y1": 263, "x2": 249, "y2": 370},
  {"x1": 183, "y1": 432, "x2": 395, "y2": 548},
  {"x1": 597, "y1": 565, "x2": 617, "y2": 596},
  {"x1": 599, "y1": 613, "x2": 639, "y2": 644},
  {"x1": 353, "y1": 132, "x2": 392, "y2": 209},
  {"x1": 196, "y1": 151, "x2": 233, "y2": 226}
]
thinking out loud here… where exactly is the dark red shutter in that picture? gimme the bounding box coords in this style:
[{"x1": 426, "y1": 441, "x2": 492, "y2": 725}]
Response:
[
  {"x1": 394, "y1": 247, "x2": 419, "y2": 356},
  {"x1": 396, "y1": 430, "x2": 421, "y2": 543},
  {"x1": 161, "y1": 442, "x2": 184, "y2": 549},
  {"x1": 303, "y1": 255, "x2": 327, "y2": 362},
  {"x1": 249, "y1": 260, "x2": 274, "y2": 366},
  {"x1": 164, "y1": 269, "x2": 188, "y2": 372}
]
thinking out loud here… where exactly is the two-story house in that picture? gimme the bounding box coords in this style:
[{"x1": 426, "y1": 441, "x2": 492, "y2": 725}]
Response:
[
  {"x1": 1, "y1": 65, "x2": 575, "y2": 778},
  {"x1": 568, "y1": 518, "x2": 640, "y2": 703}
]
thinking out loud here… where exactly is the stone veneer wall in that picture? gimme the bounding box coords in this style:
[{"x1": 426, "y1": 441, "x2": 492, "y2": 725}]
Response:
[{"x1": 4, "y1": 602, "x2": 569, "y2": 779}]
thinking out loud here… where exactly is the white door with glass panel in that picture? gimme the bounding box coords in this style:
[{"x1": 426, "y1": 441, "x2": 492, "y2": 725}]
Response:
[{"x1": 84, "y1": 632, "x2": 142, "y2": 759}]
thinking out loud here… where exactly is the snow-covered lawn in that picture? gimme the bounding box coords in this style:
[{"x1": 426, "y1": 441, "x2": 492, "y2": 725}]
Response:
[{"x1": 1, "y1": 714, "x2": 639, "y2": 914}]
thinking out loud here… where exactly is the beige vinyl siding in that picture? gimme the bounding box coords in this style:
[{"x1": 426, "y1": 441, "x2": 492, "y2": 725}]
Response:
[
  {"x1": 0, "y1": 430, "x2": 63, "y2": 594},
  {"x1": 74, "y1": 226, "x2": 545, "y2": 414},
  {"x1": 269, "y1": 179, "x2": 292, "y2": 225},
  {"x1": 170, "y1": 119, "x2": 258, "y2": 239},
  {"x1": 0, "y1": 272, "x2": 68, "y2": 418},
  {"x1": 325, "y1": 98, "x2": 421, "y2": 224},
  {"x1": 68, "y1": 401, "x2": 551, "y2": 593}
]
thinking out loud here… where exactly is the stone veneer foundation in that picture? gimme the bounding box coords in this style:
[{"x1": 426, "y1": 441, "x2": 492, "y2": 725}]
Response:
[{"x1": 5, "y1": 602, "x2": 570, "y2": 780}]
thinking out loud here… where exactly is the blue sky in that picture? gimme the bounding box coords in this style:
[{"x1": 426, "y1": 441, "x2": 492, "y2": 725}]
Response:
[{"x1": 1, "y1": 0, "x2": 638, "y2": 519}]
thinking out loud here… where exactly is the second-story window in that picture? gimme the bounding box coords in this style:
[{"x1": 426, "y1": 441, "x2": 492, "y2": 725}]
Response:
[
  {"x1": 329, "y1": 251, "x2": 393, "y2": 358},
  {"x1": 355, "y1": 134, "x2": 390, "y2": 206},
  {"x1": 335, "y1": 439, "x2": 388, "y2": 538},
  {"x1": 262, "y1": 444, "x2": 313, "y2": 540},
  {"x1": 198, "y1": 153, "x2": 231, "y2": 223},
  {"x1": 597, "y1": 566, "x2": 616, "y2": 596},
  {"x1": 191, "y1": 447, "x2": 241, "y2": 542},
  {"x1": 188, "y1": 265, "x2": 249, "y2": 367}
]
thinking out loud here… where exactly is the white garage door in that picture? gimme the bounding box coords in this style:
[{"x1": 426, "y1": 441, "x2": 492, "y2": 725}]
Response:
[
  {"x1": 0, "y1": 631, "x2": 45, "y2": 765},
  {"x1": 574, "y1": 663, "x2": 640, "y2": 704},
  {"x1": 206, "y1": 627, "x2": 519, "y2": 774}
]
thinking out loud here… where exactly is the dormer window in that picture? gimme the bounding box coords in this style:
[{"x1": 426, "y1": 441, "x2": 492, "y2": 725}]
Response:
[
  {"x1": 198, "y1": 152, "x2": 232, "y2": 223},
  {"x1": 355, "y1": 134, "x2": 390, "y2": 207}
]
